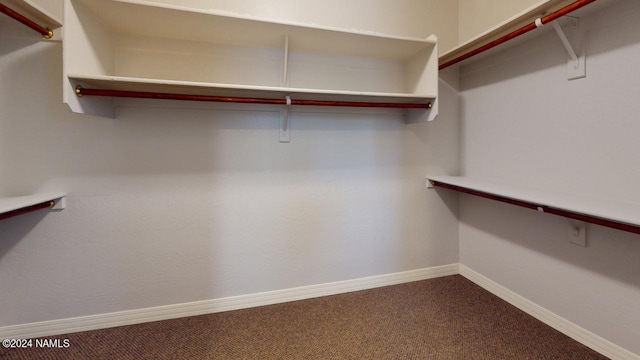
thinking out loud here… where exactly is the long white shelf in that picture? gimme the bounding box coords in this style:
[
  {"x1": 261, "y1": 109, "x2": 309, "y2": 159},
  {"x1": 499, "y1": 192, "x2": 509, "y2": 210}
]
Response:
[
  {"x1": 69, "y1": 74, "x2": 436, "y2": 105},
  {"x1": 428, "y1": 176, "x2": 640, "y2": 235},
  {"x1": 0, "y1": 193, "x2": 66, "y2": 220}
]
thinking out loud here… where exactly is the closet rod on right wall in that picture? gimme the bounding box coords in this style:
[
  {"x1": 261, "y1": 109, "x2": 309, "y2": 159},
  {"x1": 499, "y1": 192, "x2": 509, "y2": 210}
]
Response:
[
  {"x1": 0, "y1": 3, "x2": 52, "y2": 39},
  {"x1": 439, "y1": 0, "x2": 597, "y2": 70}
]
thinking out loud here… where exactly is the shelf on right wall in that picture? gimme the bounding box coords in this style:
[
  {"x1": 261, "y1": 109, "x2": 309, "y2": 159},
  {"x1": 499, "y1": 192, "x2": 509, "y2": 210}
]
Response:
[{"x1": 428, "y1": 176, "x2": 640, "y2": 235}]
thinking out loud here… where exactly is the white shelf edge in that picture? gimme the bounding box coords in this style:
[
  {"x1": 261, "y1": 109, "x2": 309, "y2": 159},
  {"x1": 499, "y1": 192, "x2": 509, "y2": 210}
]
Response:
[
  {"x1": 0, "y1": 193, "x2": 66, "y2": 216},
  {"x1": 68, "y1": 74, "x2": 436, "y2": 103},
  {"x1": 427, "y1": 176, "x2": 640, "y2": 230}
]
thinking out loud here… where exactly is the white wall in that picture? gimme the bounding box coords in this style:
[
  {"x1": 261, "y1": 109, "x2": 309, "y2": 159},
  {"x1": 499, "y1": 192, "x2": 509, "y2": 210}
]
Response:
[
  {"x1": 0, "y1": 1, "x2": 459, "y2": 326},
  {"x1": 457, "y1": 0, "x2": 640, "y2": 355}
]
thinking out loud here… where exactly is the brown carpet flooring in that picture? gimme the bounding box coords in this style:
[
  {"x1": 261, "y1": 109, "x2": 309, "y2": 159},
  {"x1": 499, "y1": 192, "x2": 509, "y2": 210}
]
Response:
[{"x1": 1, "y1": 275, "x2": 608, "y2": 359}]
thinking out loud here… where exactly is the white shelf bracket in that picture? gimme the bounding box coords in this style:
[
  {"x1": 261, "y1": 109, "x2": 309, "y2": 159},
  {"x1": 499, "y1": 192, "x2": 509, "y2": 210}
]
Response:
[
  {"x1": 551, "y1": 17, "x2": 585, "y2": 80},
  {"x1": 567, "y1": 219, "x2": 587, "y2": 247},
  {"x1": 280, "y1": 96, "x2": 291, "y2": 143},
  {"x1": 282, "y1": 34, "x2": 289, "y2": 87}
]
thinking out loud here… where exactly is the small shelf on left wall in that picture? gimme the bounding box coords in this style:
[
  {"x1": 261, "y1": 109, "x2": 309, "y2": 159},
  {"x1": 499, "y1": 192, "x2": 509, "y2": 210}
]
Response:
[{"x1": 0, "y1": 193, "x2": 66, "y2": 221}]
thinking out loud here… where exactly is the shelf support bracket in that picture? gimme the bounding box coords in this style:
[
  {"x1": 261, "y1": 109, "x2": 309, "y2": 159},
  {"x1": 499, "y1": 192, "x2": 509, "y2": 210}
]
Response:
[
  {"x1": 551, "y1": 17, "x2": 585, "y2": 80},
  {"x1": 280, "y1": 96, "x2": 291, "y2": 143},
  {"x1": 567, "y1": 219, "x2": 587, "y2": 247},
  {"x1": 282, "y1": 34, "x2": 289, "y2": 87}
]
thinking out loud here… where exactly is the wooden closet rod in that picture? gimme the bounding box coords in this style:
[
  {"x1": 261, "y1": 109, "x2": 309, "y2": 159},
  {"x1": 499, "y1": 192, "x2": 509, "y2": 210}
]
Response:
[
  {"x1": 0, "y1": 3, "x2": 52, "y2": 39},
  {"x1": 430, "y1": 180, "x2": 640, "y2": 235},
  {"x1": 0, "y1": 200, "x2": 55, "y2": 221},
  {"x1": 74, "y1": 87, "x2": 432, "y2": 109},
  {"x1": 439, "y1": 0, "x2": 597, "y2": 70}
]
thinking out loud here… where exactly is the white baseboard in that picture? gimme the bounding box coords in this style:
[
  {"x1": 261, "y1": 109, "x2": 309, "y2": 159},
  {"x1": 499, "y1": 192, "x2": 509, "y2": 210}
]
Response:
[
  {"x1": 6, "y1": 263, "x2": 635, "y2": 360},
  {"x1": 0, "y1": 263, "x2": 459, "y2": 340},
  {"x1": 459, "y1": 264, "x2": 639, "y2": 360}
]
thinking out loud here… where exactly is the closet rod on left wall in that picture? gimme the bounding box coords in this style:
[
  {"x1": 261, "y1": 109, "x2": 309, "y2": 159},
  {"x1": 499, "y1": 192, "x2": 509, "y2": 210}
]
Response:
[
  {"x1": 74, "y1": 87, "x2": 433, "y2": 109},
  {"x1": 0, "y1": 3, "x2": 52, "y2": 39},
  {"x1": 0, "y1": 200, "x2": 55, "y2": 221}
]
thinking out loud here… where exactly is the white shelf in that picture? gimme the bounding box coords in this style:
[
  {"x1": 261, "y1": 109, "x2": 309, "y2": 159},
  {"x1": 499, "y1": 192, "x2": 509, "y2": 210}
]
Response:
[
  {"x1": 428, "y1": 176, "x2": 640, "y2": 233},
  {"x1": 63, "y1": 0, "x2": 438, "y2": 120},
  {"x1": 0, "y1": 193, "x2": 66, "y2": 220}
]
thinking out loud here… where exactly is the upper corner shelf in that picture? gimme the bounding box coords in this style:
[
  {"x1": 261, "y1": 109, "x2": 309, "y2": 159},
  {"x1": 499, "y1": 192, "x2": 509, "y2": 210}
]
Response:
[
  {"x1": 0, "y1": 0, "x2": 63, "y2": 39},
  {"x1": 439, "y1": 0, "x2": 585, "y2": 69},
  {"x1": 63, "y1": 0, "x2": 438, "y2": 120}
]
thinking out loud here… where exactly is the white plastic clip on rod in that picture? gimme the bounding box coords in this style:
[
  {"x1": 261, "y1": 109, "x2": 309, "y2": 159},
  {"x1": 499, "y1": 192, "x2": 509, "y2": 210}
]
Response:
[
  {"x1": 283, "y1": 95, "x2": 292, "y2": 131},
  {"x1": 535, "y1": 18, "x2": 544, "y2": 28},
  {"x1": 280, "y1": 96, "x2": 292, "y2": 143}
]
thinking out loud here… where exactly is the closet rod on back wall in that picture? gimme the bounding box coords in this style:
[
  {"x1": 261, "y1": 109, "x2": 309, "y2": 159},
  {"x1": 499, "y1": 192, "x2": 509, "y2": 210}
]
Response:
[
  {"x1": 439, "y1": 0, "x2": 597, "y2": 70},
  {"x1": 0, "y1": 3, "x2": 53, "y2": 39},
  {"x1": 74, "y1": 87, "x2": 433, "y2": 109}
]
